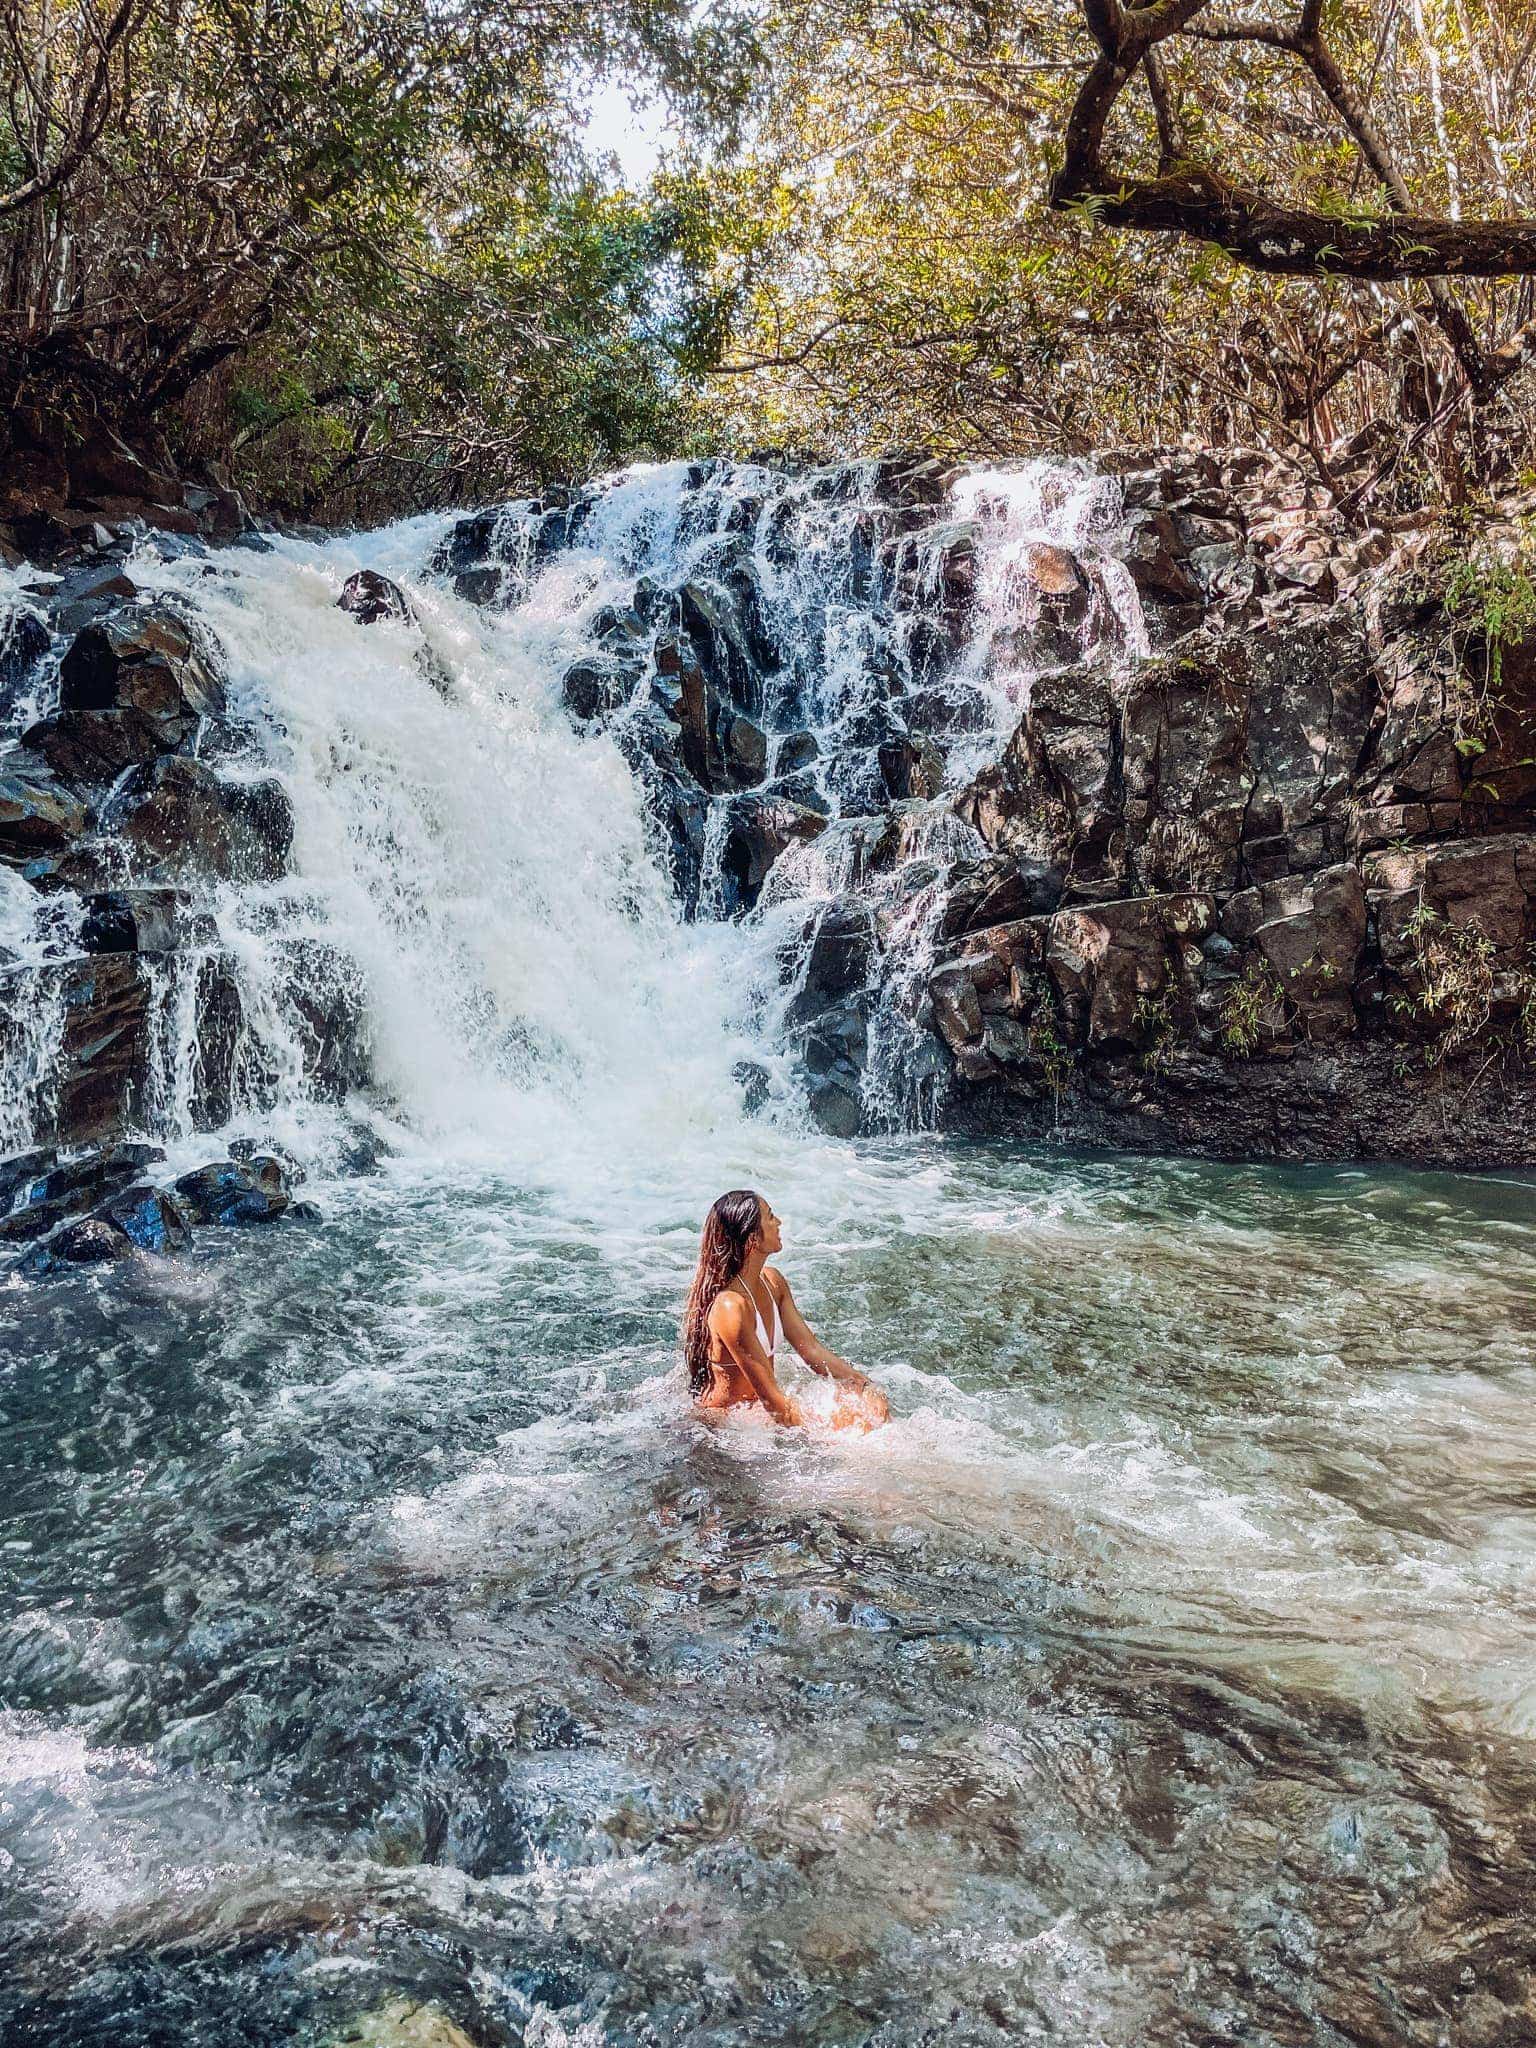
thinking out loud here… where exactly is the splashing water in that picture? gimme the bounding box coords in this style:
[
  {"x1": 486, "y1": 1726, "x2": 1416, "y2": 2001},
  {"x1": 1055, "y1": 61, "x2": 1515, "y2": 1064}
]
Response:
[{"x1": 4, "y1": 462, "x2": 1536, "y2": 2048}]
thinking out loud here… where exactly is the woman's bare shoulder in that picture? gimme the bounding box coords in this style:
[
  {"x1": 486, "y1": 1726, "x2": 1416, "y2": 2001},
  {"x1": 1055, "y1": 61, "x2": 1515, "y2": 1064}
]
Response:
[
  {"x1": 762, "y1": 1266, "x2": 790, "y2": 1302},
  {"x1": 708, "y1": 1287, "x2": 748, "y2": 1331}
]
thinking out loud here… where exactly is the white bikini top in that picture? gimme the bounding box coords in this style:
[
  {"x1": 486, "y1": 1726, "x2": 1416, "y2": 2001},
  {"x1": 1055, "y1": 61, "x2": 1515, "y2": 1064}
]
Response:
[{"x1": 738, "y1": 1275, "x2": 780, "y2": 1359}]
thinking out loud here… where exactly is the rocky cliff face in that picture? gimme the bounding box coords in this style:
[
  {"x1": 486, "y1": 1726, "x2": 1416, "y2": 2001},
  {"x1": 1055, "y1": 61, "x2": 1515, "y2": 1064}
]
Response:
[
  {"x1": 0, "y1": 535, "x2": 368, "y2": 1270},
  {"x1": 922, "y1": 463, "x2": 1536, "y2": 1169},
  {"x1": 440, "y1": 451, "x2": 1536, "y2": 1168}
]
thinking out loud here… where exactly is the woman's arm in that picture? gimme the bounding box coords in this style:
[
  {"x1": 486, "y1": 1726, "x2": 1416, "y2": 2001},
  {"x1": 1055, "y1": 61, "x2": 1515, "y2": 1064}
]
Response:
[
  {"x1": 711, "y1": 1294, "x2": 802, "y2": 1426},
  {"x1": 771, "y1": 1273, "x2": 870, "y2": 1388}
]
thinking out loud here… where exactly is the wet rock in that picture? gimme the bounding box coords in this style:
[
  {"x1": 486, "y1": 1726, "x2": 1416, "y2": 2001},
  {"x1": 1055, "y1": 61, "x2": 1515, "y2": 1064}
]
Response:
[
  {"x1": 326, "y1": 1995, "x2": 478, "y2": 2048},
  {"x1": 0, "y1": 1139, "x2": 166, "y2": 1244},
  {"x1": 173, "y1": 1155, "x2": 292, "y2": 1224},
  {"x1": 876, "y1": 729, "x2": 945, "y2": 802},
  {"x1": 732, "y1": 1059, "x2": 771, "y2": 1115},
  {"x1": 0, "y1": 1145, "x2": 56, "y2": 1212},
  {"x1": 659, "y1": 620, "x2": 768, "y2": 794},
  {"x1": 80, "y1": 887, "x2": 212, "y2": 954},
  {"x1": 0, "y1": 746, "x2": 91, "y2": 856},
  {"x1": 337, "y1": 569, "x2": 412, "y2": 625},
  {"x1": 57, "y1": 600, "x2": 224, "y2": 745},
  {"x1": 18, "y1": 1214, "x2": 133, "y2": 1272},
  {"x1": 0, "y1": 954, "x2": 152, "y2": 1147},
  {"x1": 94, "y1": 1180, "x2": 191, "y2": 1252},
  {"x1": 784, "y1": 900, "x2": 876, "y2": 1136},
  {"x1": 774, "y1": 730, "x2": 820, "y2": 776},
  {"x1": 715, "y1": 792, "x2": 828, "y2": 916},
  {"x1": 940, "y1": 853, "x2": 1066, "y2": 939},
  {"x1": 615, "y1": 707, "x2": 709, "y2": 913},
  {"x1": 560, "y1": 654, "x2": 640, "y2": 724},
  {"x1": 98, "y1": 757, "x2": 292, "y2": 883},
  {"x1": 0, "y1": 605, "x2": 49, "y2": 716},
  {"x1": 22, "y1": 706, "x2": 170, "y2": 786}
]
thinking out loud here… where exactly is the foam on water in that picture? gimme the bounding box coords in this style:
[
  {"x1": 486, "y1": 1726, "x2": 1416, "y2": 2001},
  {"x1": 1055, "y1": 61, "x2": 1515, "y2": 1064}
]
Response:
[{"x1": 6, "y1": 467, "x2": 1536, "y2": 2044}]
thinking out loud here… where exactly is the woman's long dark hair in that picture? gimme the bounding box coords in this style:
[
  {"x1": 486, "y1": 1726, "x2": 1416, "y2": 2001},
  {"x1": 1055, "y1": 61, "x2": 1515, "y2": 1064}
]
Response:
[{"x1": 682, "y1": 1189, "x2": 765, "y2": 1394}]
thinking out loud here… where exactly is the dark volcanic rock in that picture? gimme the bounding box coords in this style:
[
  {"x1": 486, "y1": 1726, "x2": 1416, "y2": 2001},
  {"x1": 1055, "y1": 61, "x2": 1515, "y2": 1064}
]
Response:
[
  {"x1": 80, "y1": 888, "x2": 212, "y2": 954},
  {"x1": 338, "y1": 569, "x2": 412, "y2": 626},
  {"x1": 98, "y1": 757, "x2": 292, "y2": 883},
  {"x1": 940, "y1": 854, "x2": 1066, "y2": 939},
  {"x1": 0, "y1": 605, "x2": 49, "y2": 716},
  {"x1": 0, "y1": 747, "x2": 91, "y2": 857},
  {"x1": 57, "y1": 601, "x2": 224, "y2": 745},
  {"x1": 0, "y1": 1140, "x2": 165, "y2": 1243},
  {"x1": 95, "y1": 1180, "x2": 191, "y2": 1253},
  {"x1": 174, "y1": 1155, "x2": 292, "y2": 1224},
  {"x1": 715, "y1": 792, "x2": 828, "y2": 916}
]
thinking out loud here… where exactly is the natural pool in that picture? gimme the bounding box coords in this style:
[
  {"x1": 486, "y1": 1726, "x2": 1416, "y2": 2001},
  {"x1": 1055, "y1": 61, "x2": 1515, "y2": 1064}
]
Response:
[{"x1": 4, "y1": 1136, "x2": 1534, "y2": 2046}]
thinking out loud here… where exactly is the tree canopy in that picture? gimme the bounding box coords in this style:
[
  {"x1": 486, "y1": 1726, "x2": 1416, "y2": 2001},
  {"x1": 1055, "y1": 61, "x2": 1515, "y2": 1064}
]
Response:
[
  {"x1": 4, "y1": 0, "x2": 1536, "y2": 522},
  {"x1": 699, "y1": 0, "x2": 1536, "y2": 514}
]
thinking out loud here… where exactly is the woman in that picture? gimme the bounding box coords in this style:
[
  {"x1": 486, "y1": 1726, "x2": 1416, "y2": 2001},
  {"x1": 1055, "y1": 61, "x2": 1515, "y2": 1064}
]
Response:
[{"x1": 682, "y1": 1189, "x2": 889, "y2": 1428}]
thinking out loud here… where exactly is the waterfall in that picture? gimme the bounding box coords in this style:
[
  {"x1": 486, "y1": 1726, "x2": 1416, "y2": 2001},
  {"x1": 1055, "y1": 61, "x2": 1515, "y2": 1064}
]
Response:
[{"x1": 1, "y1": 455, "x2": 1147, "y2": 1181}]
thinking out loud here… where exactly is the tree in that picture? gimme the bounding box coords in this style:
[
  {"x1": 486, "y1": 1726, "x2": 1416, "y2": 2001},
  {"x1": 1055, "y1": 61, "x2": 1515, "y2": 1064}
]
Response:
[
  {"x1": 0, "y1": 0, "x2": 752, "y2": 521},
  {"x1": 700, "y1": 0, "x2": 1536, "y2": 514}
]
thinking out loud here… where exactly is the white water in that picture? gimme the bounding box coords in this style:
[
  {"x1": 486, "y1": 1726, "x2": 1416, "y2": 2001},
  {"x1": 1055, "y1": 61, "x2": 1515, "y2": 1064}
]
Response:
[
  {"x1": 59, "y1": 456, "x2": 1144, "y2": 1186},
  {"x1": 6, "y1": 467, "x2": 1536, "y2": 2048}
]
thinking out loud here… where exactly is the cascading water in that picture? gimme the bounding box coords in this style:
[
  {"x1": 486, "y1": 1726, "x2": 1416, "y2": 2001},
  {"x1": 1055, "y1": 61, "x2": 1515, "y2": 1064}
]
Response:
[{"x1": 5, "y1": 460, "x2": 1536, "y2": 2048}]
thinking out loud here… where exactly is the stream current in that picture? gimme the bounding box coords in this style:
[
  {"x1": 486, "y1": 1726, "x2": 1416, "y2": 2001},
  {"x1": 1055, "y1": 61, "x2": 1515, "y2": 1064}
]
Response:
[{"x1": 3, "y1": 470, "x2": 1536, "y2": 2046}]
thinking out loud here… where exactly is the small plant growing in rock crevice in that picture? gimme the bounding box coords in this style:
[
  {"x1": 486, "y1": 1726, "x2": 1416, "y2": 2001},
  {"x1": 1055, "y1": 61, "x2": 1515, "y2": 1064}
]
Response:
[
  {"x1": 1133, "y1": 988, "x2": 1177, "y2": 1074},
  {"x1": 1219, "y1": 963, "x2": 1286, "y2": 1056},
  {"x1": 1433, "y1": 524, "x2": 1536, "y2": 742},
  {"x1": 1391, "y1": 896, "x2": 1497, "y2": 1065},
  {"x1": 1018, "y1": 975, "x2": 1074, "y2": 1097}
]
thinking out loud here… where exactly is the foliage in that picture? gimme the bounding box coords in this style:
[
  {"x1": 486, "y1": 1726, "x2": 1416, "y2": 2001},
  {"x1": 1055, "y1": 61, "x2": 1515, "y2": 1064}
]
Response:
[
  {"x1": 1133, "y1": 988, "x2": 1177, "y2": 1074},
  {"x1": 696, "y1": 0, "x2": 1536, "y2": 515},
  {"x1": 1392, "y1": 896, "x2": 1498, "y2": 1063},
  {"x1": 0, "y1": 0, "x2": 751, "y2": 520},
  {"x1": 1219, "y1": 962, "x2": 1285, "y2": 1057},
  {"x1": 1441, "y1": 527, "x2": 1536, "y2": 710}
]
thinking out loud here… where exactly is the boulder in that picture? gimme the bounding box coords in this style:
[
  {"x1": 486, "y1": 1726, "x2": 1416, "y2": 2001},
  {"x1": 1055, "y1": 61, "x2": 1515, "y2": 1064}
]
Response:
[
  {"x1": 958, "y1": 662, "x2": 1119, "y2": 882},
  {"x1": 98, "y1": 757, "x2": 292, "y2": 883},
  {"x1": 94, "y1": 1180, "x2": 190, "y2": 1253},
  {"x1": 173, "y1": 1154, "x2": 292, "y2": 1225},
  {"x1": 0, "y1": 1140, "x2": 165, "y2": 1243},
  {"x1": 615, "y1": 707, "x2": 709, "y2": 914},
  {"x1": 0, "y1": 747, "x2": 91, "y2": 857},
  {"x1": 785, "y1": 899, "x2": 876, "y2": 1029},
  {"x1": 560, "y1": 655, "x2": 640, "y2": 725},
  {"x1": 1120, "y1": 643, "x2": 1253, "y2": 891},
  {"x1": 0, "y1": 606, "x2": 49, "y2": 717},
  {"x1": 0, "y1": 954, "x2": 150, "y2": 1148},
  {"x1": 1046, "y1": 894, "x2": 1214, "y2": 1052},
  {"x1": 80, "y1": 888, "x2": 213, "y2": 954},
  {"x1": 1224, "y1": 863, "x2": 1366, "y2": 1042},
  {"x1": 657, "y1": 622, "x2": 768, "y2": 794},
  {"x1": 22, "y1": 707, "x2": 169, "y2": 786},
  {"x1": 57, "y1": 600, "x2": 224, "y2": 746},
  {"x1": 17, "y1": 1215, "x2": 134, "y2": 1274},
  {"x1": 939, "y1": 853, "x2": 1066, "y2": 939},
  {"x1": 338, "y1": 570, "x2": 412, "y2": 626},
  {"x1": 784, "y1": 903, "x2": 876, "y2": 1140},
  {"x1": 713, "y1": 792, "x2": 828, "y2": 915}
]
